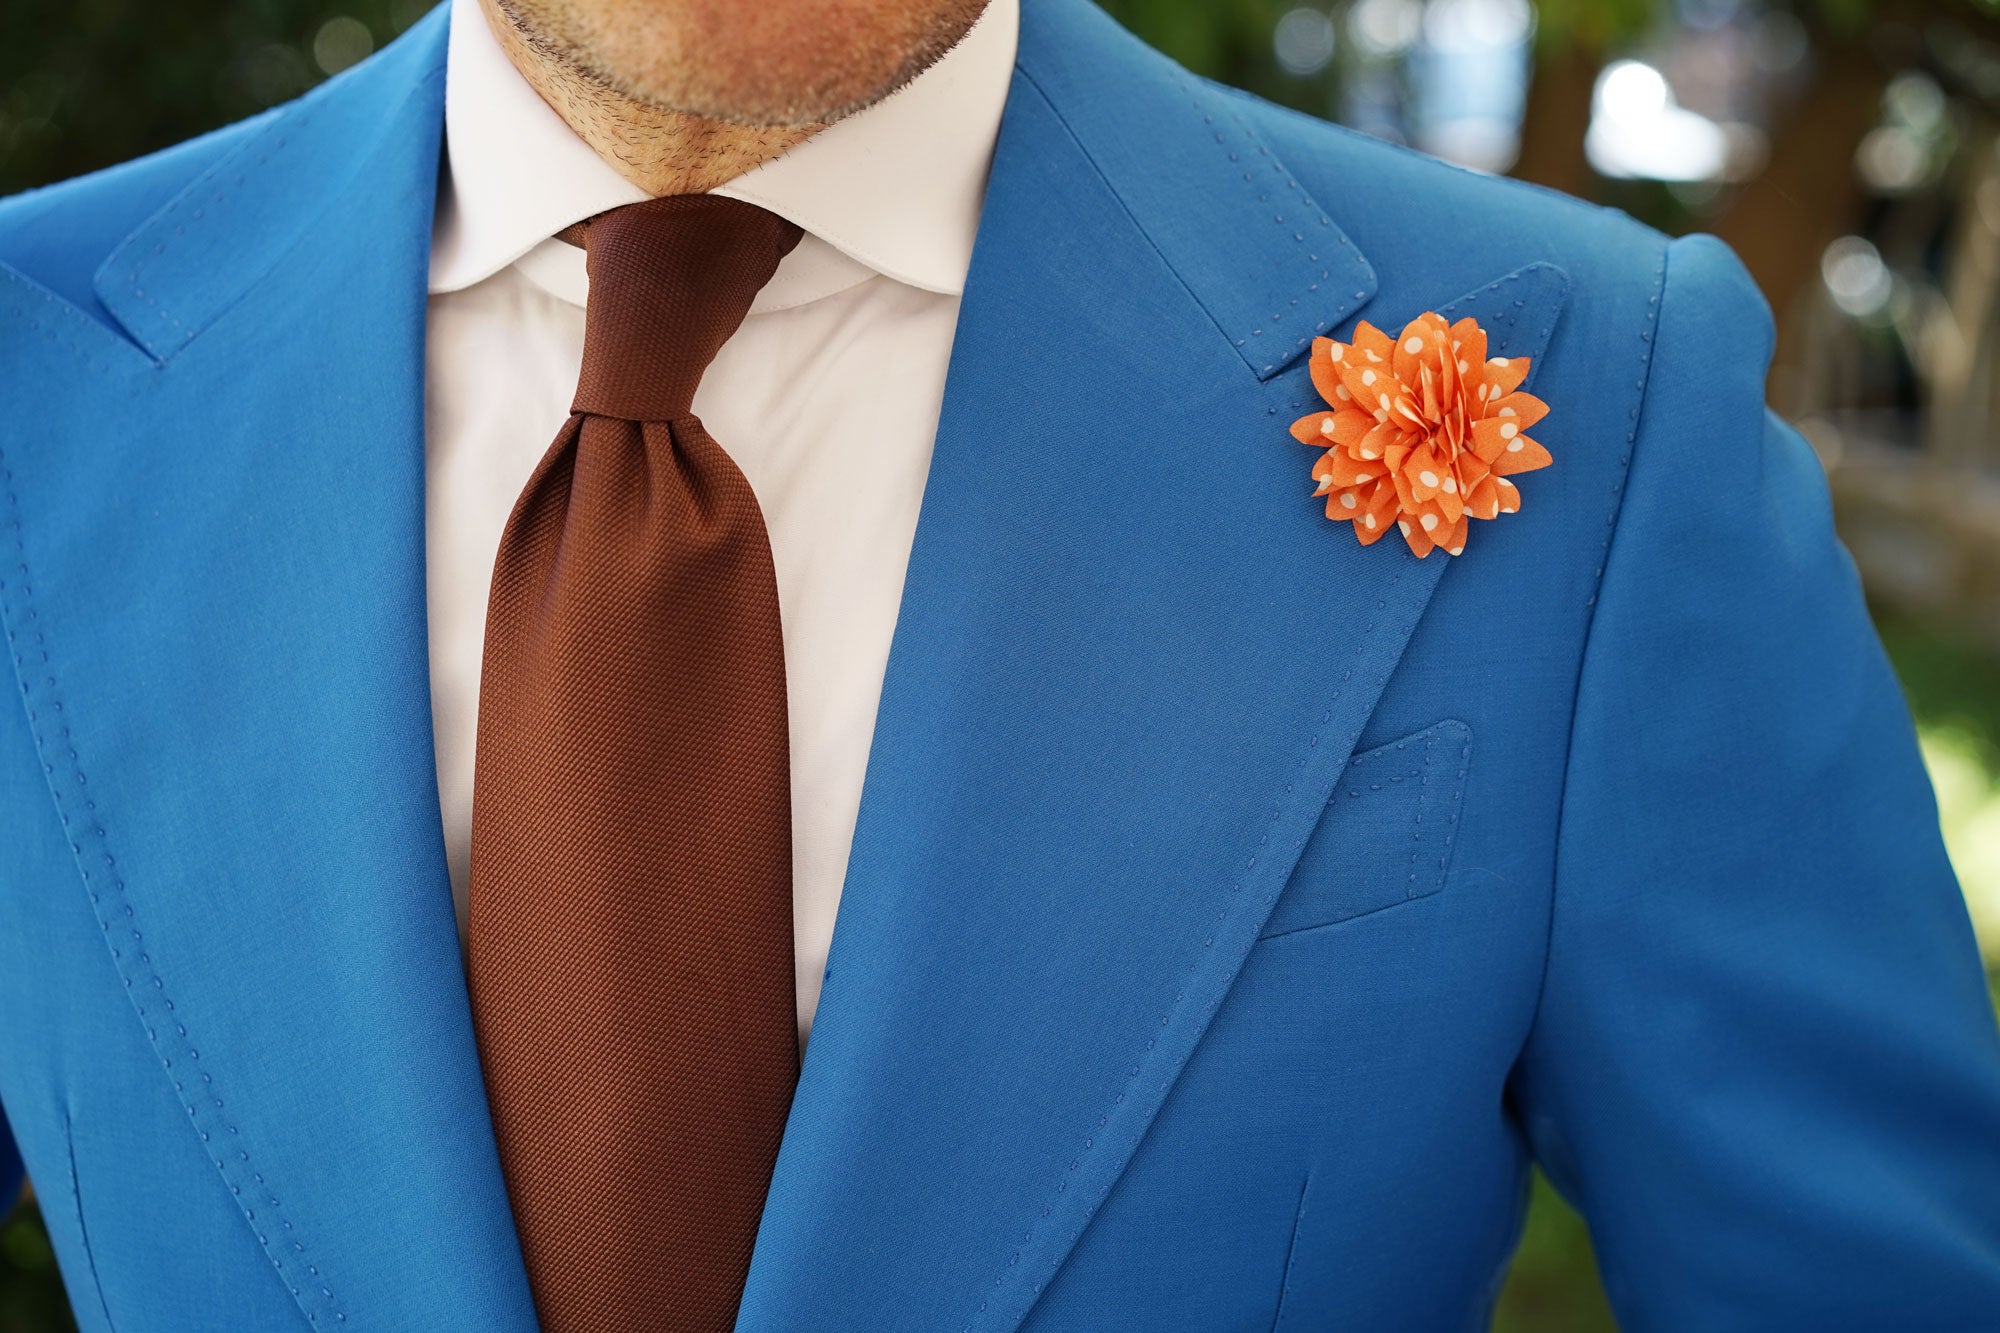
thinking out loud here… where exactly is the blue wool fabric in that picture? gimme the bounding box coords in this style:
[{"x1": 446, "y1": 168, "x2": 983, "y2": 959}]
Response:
[{"x1": 0, "y1": 0, "x2": 1996, "y2": 1329}]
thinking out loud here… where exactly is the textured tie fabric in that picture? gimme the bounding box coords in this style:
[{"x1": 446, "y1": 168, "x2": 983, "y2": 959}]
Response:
[{"x1": 466, "y1": 194, "x2": 805, "y2": 1333}]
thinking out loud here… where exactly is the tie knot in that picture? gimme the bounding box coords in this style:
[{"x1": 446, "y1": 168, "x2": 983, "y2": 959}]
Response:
[{"x1": 570, "y1": 194, "x2": 802, "y2": 421}]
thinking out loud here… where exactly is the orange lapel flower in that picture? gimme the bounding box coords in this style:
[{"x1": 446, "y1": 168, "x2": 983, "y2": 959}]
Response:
[{"x1": 1289, "y1": 312, "x2": 1551, "y2": 558}]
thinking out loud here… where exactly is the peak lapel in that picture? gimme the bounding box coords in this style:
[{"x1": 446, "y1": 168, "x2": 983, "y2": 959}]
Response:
[
  {"x1": 0, "y1": 8, "x2": 536, "y2": 1329},
  {"x1": 739, "y1": 2, "x2": 1563, "y2": 1329}
]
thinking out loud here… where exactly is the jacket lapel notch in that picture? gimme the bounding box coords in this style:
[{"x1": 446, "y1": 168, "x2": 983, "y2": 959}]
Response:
[
  {"x1": 1435, "y1": 260, "x2": 1572, "y2": 361},
  {"x1": 1009, "y1": 0, "x2": 1375, "y2": 383},
  {"x1": 91, "y1": 7, "x2": 449, "y2": 364}
]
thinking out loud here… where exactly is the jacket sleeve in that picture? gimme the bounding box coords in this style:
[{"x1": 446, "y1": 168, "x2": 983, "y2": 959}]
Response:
[{"x1": 1510, "y1": 230, "x2": 2000, "y2": 1328}]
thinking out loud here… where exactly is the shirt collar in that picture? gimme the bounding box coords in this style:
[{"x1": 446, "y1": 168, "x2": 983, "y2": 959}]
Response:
[{"x1": 428, "y1": 0, "x2": 1018, "y2": 308}]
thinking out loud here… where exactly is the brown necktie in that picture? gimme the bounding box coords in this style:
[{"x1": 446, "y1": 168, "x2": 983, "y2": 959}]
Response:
[{"x1": 466, "y1": 194, "x2": 804, "y2": 1333}]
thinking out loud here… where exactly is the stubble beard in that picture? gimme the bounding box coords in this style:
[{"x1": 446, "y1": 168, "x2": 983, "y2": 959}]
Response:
[{"x1": 487, "y1": 0, "x2": 991, "y2": 130}]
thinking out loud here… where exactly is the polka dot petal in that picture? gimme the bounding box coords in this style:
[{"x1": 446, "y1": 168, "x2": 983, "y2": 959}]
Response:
[
  {"x1": 1291, "y1": 311, "x2": 1552, "y2": 557},
  {"x1": 1491, "y1": 433, "x2": 1553, "y2": 477}
]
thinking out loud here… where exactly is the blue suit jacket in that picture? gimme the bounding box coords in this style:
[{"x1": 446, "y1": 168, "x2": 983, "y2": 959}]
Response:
[{"x1": 2, "y1": 1, "x2": 1998, "y2": 1328}]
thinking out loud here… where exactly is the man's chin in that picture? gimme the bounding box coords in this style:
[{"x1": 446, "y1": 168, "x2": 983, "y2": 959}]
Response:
[
  {"x1": 610, "y1": 32, "x2": 982, "y2": 129},
  {"x1": 499, "y1": 0, "x2": 991, "y2": 130}
]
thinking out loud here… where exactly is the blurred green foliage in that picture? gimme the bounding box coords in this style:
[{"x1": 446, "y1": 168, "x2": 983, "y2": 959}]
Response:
[
  {"x1": 0, "y1": 0, "x2": 423, "y2": 196},
  {"x1": 1492, "y1": 1174, "x2": 1616, "y2": 1333},
  {"x1": 1096, "y1": 0, "x2": 1879, "y2": 109},
  {"x1": 0, "y1": 1201, "x2": 69, "y2": 1333}
]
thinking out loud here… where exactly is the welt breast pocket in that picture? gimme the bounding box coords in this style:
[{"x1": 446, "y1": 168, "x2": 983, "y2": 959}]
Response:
[{"x1": 1258, "y1": 719, "x2": 1473, "y2": 940}]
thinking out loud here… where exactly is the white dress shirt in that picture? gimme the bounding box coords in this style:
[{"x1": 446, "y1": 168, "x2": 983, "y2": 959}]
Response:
[{"x1": 425, "y1": 0, "x2": 1018, "y2": 1053}]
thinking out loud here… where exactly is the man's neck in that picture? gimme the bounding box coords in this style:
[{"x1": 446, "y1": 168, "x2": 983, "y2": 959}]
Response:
[{"x1": 475, "y1": 0, "x2": 822, "y2": 198}]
